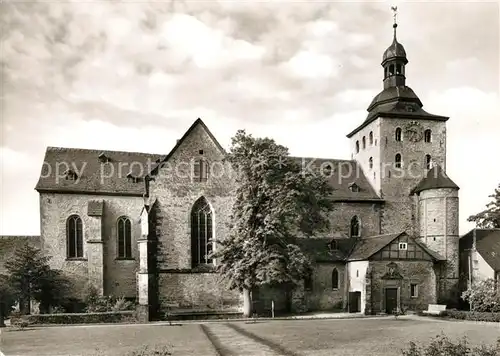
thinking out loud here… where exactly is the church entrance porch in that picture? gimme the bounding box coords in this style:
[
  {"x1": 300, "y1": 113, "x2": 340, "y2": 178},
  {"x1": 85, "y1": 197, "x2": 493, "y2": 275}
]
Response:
[{"x1": 385, "y1": 288, "x2": 399, "y2": 314}]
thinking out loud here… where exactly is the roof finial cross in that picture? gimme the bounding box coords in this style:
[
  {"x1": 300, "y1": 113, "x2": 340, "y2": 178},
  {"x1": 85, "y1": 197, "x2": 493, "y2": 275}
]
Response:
[{"x1": 391, "y1": 6, "x2": 398, "y2": 25}]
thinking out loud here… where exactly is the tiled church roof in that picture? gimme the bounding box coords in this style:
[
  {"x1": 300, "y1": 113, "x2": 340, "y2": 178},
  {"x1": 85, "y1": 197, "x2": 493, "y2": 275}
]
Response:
[
  {"x1": 292, "y1": 157, "x2": 382, "y2": 202},
  {"x1": 35, "y1": 147, "x2": 163, "y2": 196},
  {"x1": 296, "y1": 237, "x2": 357, "y2": 262},
  {"x1": 411, "y1": 165, "x2": 459, "y2": 195},
  {"x1": 35, "y1": 150, "x2": 382, "y2": 202}
]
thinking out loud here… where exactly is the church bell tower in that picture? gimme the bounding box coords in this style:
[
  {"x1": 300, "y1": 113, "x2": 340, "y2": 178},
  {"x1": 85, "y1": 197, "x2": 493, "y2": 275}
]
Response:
[{"x1": 346, "y1": 11, "x2": 450, "y2": 236}]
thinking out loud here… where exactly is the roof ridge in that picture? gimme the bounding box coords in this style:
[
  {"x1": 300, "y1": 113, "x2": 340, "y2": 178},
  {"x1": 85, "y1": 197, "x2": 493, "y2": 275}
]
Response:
[
  {"x1": 290, "y1": 156, "x2": 354, "y2": 162},
  {"x1": 46, "y1": 146, "x2": 165, "y2": 157}
]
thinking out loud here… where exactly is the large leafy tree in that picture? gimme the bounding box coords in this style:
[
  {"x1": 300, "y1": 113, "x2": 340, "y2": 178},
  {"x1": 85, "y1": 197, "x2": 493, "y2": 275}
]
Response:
[
  {"x1": 5, "y1": 244, "x2": 69, "y2": 314},
  {"x1": 0, "y1": 274, "x2": 16, "y2": 327},
  {"x1": 212, "y1": 130, "x2": 334, "y2": 316},
  {"x1": 467, "y1": 183, "x2": 500, "y2": 228}
]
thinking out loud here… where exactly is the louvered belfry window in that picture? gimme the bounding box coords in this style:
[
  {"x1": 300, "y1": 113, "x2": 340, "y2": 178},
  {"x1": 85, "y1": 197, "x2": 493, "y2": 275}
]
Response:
[
  {"x1": 193, "y1": 159, "x2": 208, "y2": 182},
  {"x1": 191, "y1": 197, "x2": 213, "y2": 267}
]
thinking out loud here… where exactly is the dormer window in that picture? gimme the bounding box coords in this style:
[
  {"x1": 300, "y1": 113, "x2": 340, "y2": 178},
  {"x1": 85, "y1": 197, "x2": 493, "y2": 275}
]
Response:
[
  {"x1": 329, "y1": 240, "x2": 338, "y2": 251},
  {"x1": 322, "y1": 164, "x2": 333, "y2": 176},
  {"x1": 348, "y1": 182, "x2": 360, "y2": 193},
  {"x1": 98, "y1": 152, "x2": 110, "y2": 163},
  {"x1": 193, "y1": 159, "x2": 208, "y2": 182},
  {"x1": 64, "y1": 169, "x2": 78, "y2": 180},
  {"x1": 127, "y1": 172, "x2": 140, "y2": 183}
]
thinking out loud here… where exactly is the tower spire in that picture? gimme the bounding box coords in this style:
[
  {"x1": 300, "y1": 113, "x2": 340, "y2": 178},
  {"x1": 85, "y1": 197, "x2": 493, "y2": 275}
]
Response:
[{"x1": 391, "y1": 6, "x2": 398, "y2": 40}]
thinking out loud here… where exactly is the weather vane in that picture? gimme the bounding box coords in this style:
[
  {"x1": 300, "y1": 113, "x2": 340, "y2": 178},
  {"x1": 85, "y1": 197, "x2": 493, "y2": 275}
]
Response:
[{"x1": 391, "y1": 6, "x2": 398, "y2": 25}]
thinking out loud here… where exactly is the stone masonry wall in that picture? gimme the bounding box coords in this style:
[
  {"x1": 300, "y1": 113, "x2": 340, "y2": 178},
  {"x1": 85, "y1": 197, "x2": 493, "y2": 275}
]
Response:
[
  {"x1": 379, "y1": 118, "x2": 447, "y2": 236},
  {"x1": 418, "y1": 188, "x2": 459, "y2": 302},
  {"x1": 326, "y1": 202, "x2": 382, "y2": 238},
  {"x1": 351, "y1": 118, "x2": 382, "y2": 194},
  {"x1": 39, "y1": 193, "x2": 144, "y2": 299},
  {"x1": 369, "y1": 260, "x2": 436, "y2": 314},
  {"x1": 305, "y1": 263, "x2": 345, "y2": 311},
  {"x1": 158, "y1": 272, "x2": 240, "y2": 311},
  {"x1": 148, "y1": 123, "x2": 237, "y2": 309}
]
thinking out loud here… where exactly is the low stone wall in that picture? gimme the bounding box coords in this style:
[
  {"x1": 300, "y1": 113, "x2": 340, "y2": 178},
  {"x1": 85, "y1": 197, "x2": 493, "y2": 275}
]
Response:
[{"x1": 11, "y1": 311, "x2": 136, "y2": 325}]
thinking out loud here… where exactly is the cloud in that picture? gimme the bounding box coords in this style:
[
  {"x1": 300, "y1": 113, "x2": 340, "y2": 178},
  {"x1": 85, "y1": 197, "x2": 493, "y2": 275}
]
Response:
[{"x1": 0, "y1": 1, "x2": 499, "y2": 234}]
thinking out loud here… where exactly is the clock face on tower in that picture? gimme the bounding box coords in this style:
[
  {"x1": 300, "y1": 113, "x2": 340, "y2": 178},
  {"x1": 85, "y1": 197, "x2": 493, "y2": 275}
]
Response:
[{"x1": 404, "y1": 121, "x2": 423, "y2": 142}]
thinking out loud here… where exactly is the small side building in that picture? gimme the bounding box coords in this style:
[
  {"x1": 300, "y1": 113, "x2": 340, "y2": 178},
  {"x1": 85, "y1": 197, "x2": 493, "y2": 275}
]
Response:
[{"x1": 459, "y1": 228, "x2": 500, "y2": 294}]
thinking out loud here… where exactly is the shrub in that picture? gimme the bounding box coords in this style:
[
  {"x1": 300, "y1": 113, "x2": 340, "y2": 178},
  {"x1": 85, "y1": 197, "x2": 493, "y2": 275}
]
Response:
[
  {"x1": 11, "y1": 311, "x2": 136, "y2": 325},
  {"x1": 111, "y1": 297, "x2": 134, "y2": 312},
  {"x1": 461, "y1": 279, "x2": 500, "y2": 312},
  {"x1": 429, "y1": 309, "x2": 500, "y2": 323},
  {"x1": 402, "y1": 334, "x2": 500, "y2": 356}
]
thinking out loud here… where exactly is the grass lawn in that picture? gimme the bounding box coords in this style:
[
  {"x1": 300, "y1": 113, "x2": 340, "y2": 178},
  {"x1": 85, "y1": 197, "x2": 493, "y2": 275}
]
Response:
[
  {"x1": 239, "y1": 317, "x2": 500, "y2": 356},
  {"x1": 0, "y1": 323, "x2": 218, "y2": 356},
  {"x1": 0, "y1": 317, "x2": 498, "y2": 356}
]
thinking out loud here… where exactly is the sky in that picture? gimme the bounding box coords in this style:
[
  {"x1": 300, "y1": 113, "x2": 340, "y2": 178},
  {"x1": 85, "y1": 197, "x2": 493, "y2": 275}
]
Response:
[{"x1": 0, "y1": 0, "x2": 499, "y2": 236}]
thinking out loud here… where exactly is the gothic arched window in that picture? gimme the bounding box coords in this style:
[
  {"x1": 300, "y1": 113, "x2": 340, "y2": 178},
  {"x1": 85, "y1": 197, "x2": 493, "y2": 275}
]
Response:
[
  {"x1": 369, "y1": 131, "x2": 373, "y2": 145},
  {"x1": 67, "y1": 215, "x2": 83, "y2": 258},
  {"x1": 191, "y1": 197, "x2": 213, "y2": 267},
  {"x1": 362, "y1": 136, "x2": 366, "y2": 149},
  {"x1": 369, "y1": 157, "x2": 373, "y2": 169},
  {"x1": 117, "y1": 216, "x2": 132, "y2": 259},
  {"x1": 395, "y1": 128, "x2": 402, "y2": 142},
  {"x1": 425, "y1": 154, "x2": 432, "y2": 170},
  {"x1": 332, "y1": 269, "x2": 339, "y2": 290},
  {"x1": 350, "y1": 216, "x2": 360, "y2": 237},
  {"x1": 355, "y1": 141, "x2": 360, "y2": 153},
  {"x1": 395, "y1": 153, "x2": 402, "y2": 169},
  {"x1": 424, "y1": 129, "x2": 432, "y2": 143}
]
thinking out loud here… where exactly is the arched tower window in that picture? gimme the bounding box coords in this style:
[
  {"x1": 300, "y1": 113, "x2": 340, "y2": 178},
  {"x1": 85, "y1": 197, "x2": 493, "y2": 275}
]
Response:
[
  {"x1": 67, "y1": 215, "x2": 83, "y2": 258},
  {"x1": 355, "y1": 141, "x2": 360, "y2": 153},
  {"x1": 369, "y1": 132, "x2": 373, "y2": 145},
  {"x1": 425, "y1": 154, "x2": 432, "y2": 170},
  {"x1": 395, "y1": 153, "x2": 402, "y2": 168},
  {"x1": 191, "y1": 197, "x2": 213, "y2": 267},
  {"x1": 117, "y1": 216, "x2": 132, "y2": 259},
  {"x1": 362, "y1": 136, "x2": 366, "y2": 149},
  {"x1": 332, "y1": 269, "x2": 339, "y2": 290},
  {"x1": 350, "y1": 216, "x2": 360, "y2": 237},
  {"x1": 389, "y1": 64, "x2": 395, "y2": 75},
  {"x1": 424, "y1": 129, "x2": 432, "y2": 143},
  {"x1": 395, "y1": 128, "x2": 402, "y2": 142},
  {"x1": 369, "y1": 157, "x2": 373, "y2": 169}
]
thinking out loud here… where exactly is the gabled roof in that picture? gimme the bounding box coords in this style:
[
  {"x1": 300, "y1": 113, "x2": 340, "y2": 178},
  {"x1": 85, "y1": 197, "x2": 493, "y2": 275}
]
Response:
[
  {"x1": 292, "y1": 158, "x2": 383, "y2": 202},
  {"x1": 35, "y1": 147, "x2": 162, "y2": 196},
  {"x1": 149, "y1": 118, "x2": 225, "y2": 176},
  {"x1": 347, "y1": 232, "x2": 445, "y2": 261},
  {"x1": 348, "y1": 233, "x2": 403, "y2": 261},
  {"x1": 461, "y1": 228, "x2": 500, "y2": 271},
  {"x1": 411, "y1": 165, "x2": 459, "y2": 195},
  {"x1": 35, "y1": 119, "x2": 382, "y2": 202},
  {"x1": 477, "y1": 230, "x2": 500, "y2": 271}
]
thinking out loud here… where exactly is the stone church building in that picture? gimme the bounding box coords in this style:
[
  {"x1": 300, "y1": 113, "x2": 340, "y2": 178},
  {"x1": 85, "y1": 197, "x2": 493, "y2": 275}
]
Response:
[{"x1": 33, "y1": 23, "x2": 460, "y2": 320}]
